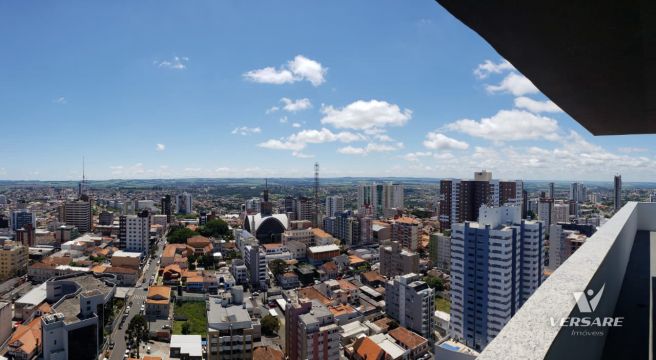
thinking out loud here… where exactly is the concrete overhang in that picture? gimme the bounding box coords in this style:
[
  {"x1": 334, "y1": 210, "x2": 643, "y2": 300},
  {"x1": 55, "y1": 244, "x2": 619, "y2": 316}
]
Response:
[{"x1": 435, "y1": 1, "x2": 656, "y2": 135}]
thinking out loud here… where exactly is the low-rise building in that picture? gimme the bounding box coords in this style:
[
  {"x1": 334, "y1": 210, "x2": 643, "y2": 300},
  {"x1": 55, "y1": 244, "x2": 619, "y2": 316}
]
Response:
[
  {"x1": 170, "y1": 334, "x2": 203, "y2": 360},
  {"x1": 307, "y1": 244, "x2": 340, "y2": 264},
  {"x1": 207, "y1": 293, "x2": 261, "y2": 360},
  {"x1": 146, "y1": 286, "x2": 171, "y2": 319}
]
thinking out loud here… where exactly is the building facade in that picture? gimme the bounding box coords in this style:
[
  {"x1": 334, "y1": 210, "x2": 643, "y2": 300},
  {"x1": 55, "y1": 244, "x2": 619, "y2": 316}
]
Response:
[
  {"x1": 449, "y1": 205, "x2": 545, "y2": 351},
  {"x1": 385, "y1": 273, "x2": 435, "y2": 339}
]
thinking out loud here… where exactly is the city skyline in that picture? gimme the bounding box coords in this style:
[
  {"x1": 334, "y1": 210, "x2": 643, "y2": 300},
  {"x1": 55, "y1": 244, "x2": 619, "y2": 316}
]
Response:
[{"x1": 2, "y1": 1, "x2": 656, "y2": 182}]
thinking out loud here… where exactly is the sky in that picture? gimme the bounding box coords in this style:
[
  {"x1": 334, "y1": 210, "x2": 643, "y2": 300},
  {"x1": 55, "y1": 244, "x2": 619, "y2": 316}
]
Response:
[{"x1": 1, "y1": 1, "x2": 655, "y2": 182}]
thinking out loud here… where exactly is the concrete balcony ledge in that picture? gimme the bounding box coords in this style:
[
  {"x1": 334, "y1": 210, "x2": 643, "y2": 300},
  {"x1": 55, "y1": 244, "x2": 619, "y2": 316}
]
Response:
[{"x1": 478, "y1": 202, "x2": 656, "y2": 360}]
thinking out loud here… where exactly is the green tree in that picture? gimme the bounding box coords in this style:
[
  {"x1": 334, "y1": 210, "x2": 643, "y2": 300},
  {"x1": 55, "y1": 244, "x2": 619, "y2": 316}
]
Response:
[
  {"x1": 261, "y1": 315, "x2": 280, "y2": 336},
  {"x1": 126, "y1": 315, "x2": 149, "y2": 358},
  {"x1": 423, "y1": 275, "x2": 445, "y2": 292},
  {"x1": 167, "y1": 226, "x2": 199, "y2": 244},
  {"x1": 199, "y1": 219, "x2": 229, "y2": 238},
  {"x1": 269, "y1": 259, "x2": 288, "y2": 277},
  {"x1": 181, "y1": 321, "x2": 191, "y2": 334}
]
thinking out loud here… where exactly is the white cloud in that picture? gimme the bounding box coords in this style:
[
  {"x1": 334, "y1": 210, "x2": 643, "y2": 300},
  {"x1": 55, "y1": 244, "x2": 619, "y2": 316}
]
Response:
[
  {"x1": 486, "y1": 72, "x2": 539, "y2": 96},
  {"x1": 423, "y1": 132, "x2": 469, "y2": 150},
  {"x1": 231, "y1": 126, "x2": 262, "y2": 136},
  {"x1": 154, "y1": 56, "x2": 189, "y2": 70},
  {"x1": 445, "y1": 109, "x2": 560, "y2": 141},
  {"x1": 337, "y1": 142, "x2": 403, "y2": 156},
  {"x1": 617, "y1": 147, "x2": 648, "y2": 154},
  {"x1": 514, "y1": 96, "x2": 562, "y2": 113},
  {"x1": 474, "y1": 59, "x2": 514, "y2": 79},
  {"x1": 53, "y1": 96, "x2": 67, "y2": 104},
  {"x1": 243, "y1": 55, "x2": 326, "y2": 86},
  {"x1": 287, "y1": 55, "x2": 327, "y2": 86},
  {"x1": 287, "y1": 128, "x2": 364, "y2": 144},
  {"x1": 337, "y1": 146, "x2": 367, "y2": 155},
  {"x1": 266, "y1": 106, "x2": 279, "y2": 114},
  {"x1": 292, "y1": 151, "x2": 314, "y2": 158},
  {"x1": 292, "y1": 122, "x2": 301, "y2": 128},
  {"x1": 374, "y1": 134, "x2": 394, "y2": 142},
  {"x1": 402, "y1": 152, "x2": 433, "y2": 162},
  {"x1": 321, "y1": 100, "x2": 412, "y2": 130},
  {"x1": 155, "y1": 144, "x2": 166, "y2": 151},
  {"x1": 281, "y1": 97, "x2": 312, "y2": 112},
  {"x1": 258, "y1": 139, "x2": 305, "y2": 151},
  {"x1": 279, "y1": 116, "x2": 288, "y2": 124}
]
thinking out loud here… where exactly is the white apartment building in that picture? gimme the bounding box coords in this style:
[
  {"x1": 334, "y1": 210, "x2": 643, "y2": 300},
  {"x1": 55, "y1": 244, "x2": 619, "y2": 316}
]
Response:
[
  {"x1": 325, "y1": 196, "x2": 344, "y2": 218},
  {"x1": 120, "y1": 210, "x2": 150, "y2": 254},
  {"x1": 450, "y1": 205, "x2": 545, "y2": 351}
]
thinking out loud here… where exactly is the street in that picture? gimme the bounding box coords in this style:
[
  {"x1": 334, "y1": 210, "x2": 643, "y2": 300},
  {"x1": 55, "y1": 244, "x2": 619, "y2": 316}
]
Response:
[{"x1": 108, "y1": 239, "x2": 165, "y2": 360}]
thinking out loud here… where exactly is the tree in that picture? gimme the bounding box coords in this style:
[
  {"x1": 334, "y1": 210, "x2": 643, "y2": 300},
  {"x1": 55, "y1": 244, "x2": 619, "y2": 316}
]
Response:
[
  {"x1": 423, "y1": 275, "x2": 445, "y2": 292},
  {"x1": 167, "y1": 226, "x2": 199, "y2": 244},
  {"x1": 261, "y1": 315, "x2": 280, "y2": 336},
  {"x1": 126, "y1": 315, "x2": 149, "y2": 358},
  {"x1": 269, "y1": 259, "x2": 288, "y2": 277},
  {"x1": 199, "y1": 219, "x2": 229, "y2": 238},
  {"x1": 181, "y1": 321, "x2": 191, "y2": 334}
]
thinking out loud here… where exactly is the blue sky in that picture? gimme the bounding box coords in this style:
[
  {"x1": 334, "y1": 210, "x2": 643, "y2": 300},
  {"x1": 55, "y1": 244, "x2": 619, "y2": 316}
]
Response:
[{"x1": 1, "y1": 1, "x2": 654, "y2": 181}]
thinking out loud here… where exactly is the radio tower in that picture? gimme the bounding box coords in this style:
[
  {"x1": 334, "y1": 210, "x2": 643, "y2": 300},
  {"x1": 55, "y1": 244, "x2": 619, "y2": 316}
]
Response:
[{"x1": 314, "y1": 162, "x2": 320, "y2": 227}]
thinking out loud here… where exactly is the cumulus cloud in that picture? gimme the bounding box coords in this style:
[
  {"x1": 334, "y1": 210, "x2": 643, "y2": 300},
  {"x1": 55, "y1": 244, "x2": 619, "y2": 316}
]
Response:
[
  {"x1": 423, "y1": 132, "x2": 469, "y2": 150},
  {"x1": 231, "y1": 126, "x2": 262, "y2": 136},
  {"x1": 258, "y1": 139, "x2": 305, "y2": 151},
  {"x1": 279, "y1": 116, "x2": 288, "y2": 124},
  {"x1": 321, "y1": 100, "x2": 412, "y2": 130},
  {"x1": 266, "y1": 106, "x2": 279, "y2": 114},
  {"x1": 337, "y1": 142, "x2": 404, "y2": 156},
  {"x1": 474, "y1": 59, "x2": 514, "y2": 79},
  {"x1": 258, "y1": 128, "x2": 363, "y2": 154},
  {"x1": 243, "y1": 55, "x2": 327, "y2": 86},
  {"x1": 154, "y1": 56, "x2": 189, "y2": 70},
  {"x1": 617, "y1": 147, "x2": 648, "y2": 154},
  {"x1": 486, "y1": 72, "x2": 539, "y2": 96},
  {"x1": 514, "y1": 96, "x2": 562, "y2": 113},
  {"x1": 292, "y1": 122, "x2": 301, "y2": 128},
  {"x1": 155, "y1": 144, "x2": 166, "y2": 151},
  {"x1": 445, "y1": 109, "x2": 560, "y2": 141},
  {"x1": 281, "y1": 97, "x2": 312, "y2": 112}
]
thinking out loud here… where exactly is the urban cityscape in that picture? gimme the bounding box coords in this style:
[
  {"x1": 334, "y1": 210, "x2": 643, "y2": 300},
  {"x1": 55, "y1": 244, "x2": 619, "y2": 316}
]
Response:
[{"x1": 1, "y1": 1, "x2": 654, "y2": 360}]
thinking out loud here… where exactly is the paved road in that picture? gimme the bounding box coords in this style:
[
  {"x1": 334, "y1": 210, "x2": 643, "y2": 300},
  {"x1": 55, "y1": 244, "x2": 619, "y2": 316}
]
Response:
[{"x1": 108, "y1": 239, "x2": 165, "y2": 360}]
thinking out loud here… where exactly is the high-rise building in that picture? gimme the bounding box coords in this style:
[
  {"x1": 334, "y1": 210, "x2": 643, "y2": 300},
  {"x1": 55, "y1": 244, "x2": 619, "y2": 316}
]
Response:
[
  {"x1": 450, "y1": 205, "x2": 545, "y2": 351},
  {"x1": 175, "y1": 192, "x2": 193, "y2": 215},
  {"x1": 285, "y1": 299, "x2": 340, "y2": 360},
  {"x1": 120, "y1": 210, "x2": 150, "y2": 254},
  {"x1": 614, "y1": 174, "x2": 622, "y2": 212},
  {"x1": 296, "y1": 196, "x2": 314, "y2": 223},
  {"x1": 207, "y1": 288, "x2": 260, "y2": 360},
  {"x1": 553, "y1": 201, "x2": 569, "y2": 224},
  {"x1": 548, "y1": 182, "x2": 555, "y2": 199},
  {"x1": 379, "y1": 240, "x2": 419, "y2": 277},
  {"x1": 391, "y1": 217, "x2": 421, "y2": 251},
  {"x1": 569, "y1": 182, "x2": 587, "y2": 203},
  {"x1": 160, "y1": 195, "x2": 172, "y2": 223},
  {"x1": 537, "y1": 198, "x2": 554, "y2": 232},
  {"x1": 0, "y1": 240, "x2": 28, "y2": 280},
  {"x1": 98, "y1": 211, "x2": 114, "y2": 226},
  {"x1": 245, "y1": 197, "x2": 261, "y2": 214},
  {"x1": 0, "y1": 195, "x2": 6, "y2": 205},
  {"x1": 61, "y1": 200, "x2": 92, "y2": 233},
  {"x1": 385, "y1": 273, "x2": 435, "y2": 339},
  {"x1": 11, "y1": 210, "x2": 35, "y2": 232},
  {"x1": 439, "y1": 171, "x2": 523, "y2": 230},
  {"x1": 357, "y1": 182, "x2": 404, "y2": 217},
  {"x1": 325, "y1": 196, "x2": 344, "y2": 218},
  {"x1": 244, "y1": 244, "x2": 267, "y2": 290},
  {"x1": 429, "y1": 232, "x2": 451, "y2": 271},
  {"x1": 548, "y1": 224, "x2": 587, "y2": 271}
]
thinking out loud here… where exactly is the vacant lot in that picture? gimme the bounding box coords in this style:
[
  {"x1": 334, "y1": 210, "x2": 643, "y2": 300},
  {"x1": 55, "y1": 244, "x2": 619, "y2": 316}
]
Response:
[{"x1": 172, "y1": 301, "x2": 207, "y2": 337}]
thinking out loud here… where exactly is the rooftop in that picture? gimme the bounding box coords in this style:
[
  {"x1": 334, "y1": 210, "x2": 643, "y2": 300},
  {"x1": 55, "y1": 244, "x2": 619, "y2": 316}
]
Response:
[{"x1": 170, "y1": 335, "x2": 203, "y2": 357}]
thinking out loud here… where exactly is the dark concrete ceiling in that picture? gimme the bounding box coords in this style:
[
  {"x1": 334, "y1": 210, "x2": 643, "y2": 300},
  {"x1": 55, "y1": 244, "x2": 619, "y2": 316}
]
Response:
[{"x1": 436, "y1": 0, "x2": 656, "y2": 135}]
